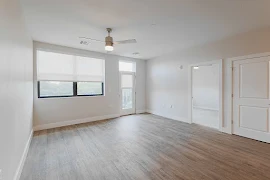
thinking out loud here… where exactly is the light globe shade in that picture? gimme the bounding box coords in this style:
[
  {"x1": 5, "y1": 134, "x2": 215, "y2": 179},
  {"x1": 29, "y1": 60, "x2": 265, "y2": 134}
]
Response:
[{"x1": 105, "y1": 45, "x2": 114, "y2": 51}]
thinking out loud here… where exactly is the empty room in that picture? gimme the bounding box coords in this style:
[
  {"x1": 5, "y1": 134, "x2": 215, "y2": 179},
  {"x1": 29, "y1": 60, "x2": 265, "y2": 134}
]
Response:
[{"x1": 2, "y1": 0, "x2": 270, "y2": 180}]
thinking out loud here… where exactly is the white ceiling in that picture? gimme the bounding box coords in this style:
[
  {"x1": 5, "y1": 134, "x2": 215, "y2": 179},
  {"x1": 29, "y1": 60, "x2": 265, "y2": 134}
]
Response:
[{"x1": 20, "y1": 0, "x2": 270, "y2": 60}]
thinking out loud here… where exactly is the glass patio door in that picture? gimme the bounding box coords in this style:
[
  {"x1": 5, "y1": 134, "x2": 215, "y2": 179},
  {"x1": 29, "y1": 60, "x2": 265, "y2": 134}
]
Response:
[{"x1": 120, "y1": 72, "x2": 135, "y2": 115}]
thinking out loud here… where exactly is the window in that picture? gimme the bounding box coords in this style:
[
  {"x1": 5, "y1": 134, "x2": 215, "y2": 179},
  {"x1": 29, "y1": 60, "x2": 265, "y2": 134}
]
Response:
[
  {"x1": 37, "y1": 50, "x2": 105, "y2": 98},
  {"x1": 39, "y1": 81, "x2": 73, "y2": 97},
  {"x1": 119, "y1": 61, "x2": 136, "y2": 72},
  {"x1": 77, "y1": 82, "x2": 103, "y2": 96}
]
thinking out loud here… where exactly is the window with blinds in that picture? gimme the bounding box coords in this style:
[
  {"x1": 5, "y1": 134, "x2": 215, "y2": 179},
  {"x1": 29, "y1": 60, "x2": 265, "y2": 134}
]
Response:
[{"x1": 37, "y1": 50, "x2": 105, "y2": 98}]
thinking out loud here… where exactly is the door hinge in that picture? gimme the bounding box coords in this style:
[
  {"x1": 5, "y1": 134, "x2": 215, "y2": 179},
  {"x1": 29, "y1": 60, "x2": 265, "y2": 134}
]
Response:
[
  {"x1": 232, "y1": 94, "x2": 233, "y2": 98},
  {"x1": 232, "y1": 120, "x2": 233, "y2": 125}
]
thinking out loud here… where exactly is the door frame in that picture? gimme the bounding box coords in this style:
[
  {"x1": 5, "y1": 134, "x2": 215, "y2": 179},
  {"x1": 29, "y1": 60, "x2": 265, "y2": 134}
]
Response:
[
  {"x1": 188, "y1": 59, "x2": 223, "y2": 131},
  {"x1": 225, "y1": 52, "x2": 270, "y2": 134},
  {"x1": 119, "y1": 71, "x2": 136, "y2": 116}
]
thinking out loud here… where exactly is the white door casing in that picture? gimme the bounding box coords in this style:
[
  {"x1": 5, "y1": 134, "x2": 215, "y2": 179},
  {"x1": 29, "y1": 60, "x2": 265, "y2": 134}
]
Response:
[
  {"x1": 188, "y1": 59, "x2": 223, "y2": 131},
  {"x1": 119, "y1": 72, "x2": 136, "y2": 116},
  {"x1": 233, "y1": 56, "x2": 270, "y2": 143}
]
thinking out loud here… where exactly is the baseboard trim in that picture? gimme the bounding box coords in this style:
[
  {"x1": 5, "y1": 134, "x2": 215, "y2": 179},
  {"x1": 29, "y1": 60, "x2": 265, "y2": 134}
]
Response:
[
  {"x1": 146, "y1": 109, "x2": 190, "y2": 124},
  {"x1": 33, "y1": 114, "x2": 120, "y2": 131},
  {"x1": 222, "y1": 127, "x2": 232, "y2": 134},
  {"x1": 14, "y1": 129, "x2": 33, "y2": 180},
  {"x1": 136, "y1": 110, "x2": 146, "y2": 114}
]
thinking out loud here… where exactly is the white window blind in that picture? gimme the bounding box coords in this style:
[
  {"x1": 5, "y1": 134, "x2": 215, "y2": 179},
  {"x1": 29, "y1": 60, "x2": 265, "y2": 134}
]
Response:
[{"x1": 37, "y1": 50, "x2": 105, "y2": 82}]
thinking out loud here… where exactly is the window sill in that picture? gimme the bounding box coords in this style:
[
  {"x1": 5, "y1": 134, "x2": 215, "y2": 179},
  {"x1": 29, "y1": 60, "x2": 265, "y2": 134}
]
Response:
[{"x1": 38, "y1": 94, "x2": 104, "y2": 99}]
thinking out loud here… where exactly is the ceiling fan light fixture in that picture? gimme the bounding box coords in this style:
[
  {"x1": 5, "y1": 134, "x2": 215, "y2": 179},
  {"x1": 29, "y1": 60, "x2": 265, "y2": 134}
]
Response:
[
  {"x1": 105, "y1": 35, "x2": 114, "y2": 51},
  {"x1": 105, "y1": 45, "x2": 114, "y2": 51},
  {"x1": 79, "y1": 27, "x2": 137, "y2": 52}
]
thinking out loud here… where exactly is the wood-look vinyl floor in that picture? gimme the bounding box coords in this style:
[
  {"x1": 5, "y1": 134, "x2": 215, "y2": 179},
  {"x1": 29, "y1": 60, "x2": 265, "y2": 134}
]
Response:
[{"x1": 20, "y1": 114, "x2": 270, "y2": 180}]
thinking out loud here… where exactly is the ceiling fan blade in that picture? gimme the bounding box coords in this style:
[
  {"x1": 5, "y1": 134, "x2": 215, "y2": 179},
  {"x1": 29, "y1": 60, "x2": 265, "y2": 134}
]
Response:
[
  {"x1": 79, "y1": 37, "x2": 104, "y2": 43},
  {"x1": 115, "y1": 39, "x2": 137, "y2": 45}
]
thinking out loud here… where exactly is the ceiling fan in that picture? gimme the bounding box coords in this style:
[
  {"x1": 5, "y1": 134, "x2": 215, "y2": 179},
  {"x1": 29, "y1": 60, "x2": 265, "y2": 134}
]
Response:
[{"x1": 79, "y1": 28, "x2": 137, "y2": 52}]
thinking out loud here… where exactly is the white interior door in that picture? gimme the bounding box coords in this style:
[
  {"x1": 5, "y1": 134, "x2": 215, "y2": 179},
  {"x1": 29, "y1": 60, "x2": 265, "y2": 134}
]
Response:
[
  {"x1": 120, "y1": 72, "x2": 135, "y2": 116},
  {"x1": 233, "y1": 56, "x2": 270, "y2": 143}
]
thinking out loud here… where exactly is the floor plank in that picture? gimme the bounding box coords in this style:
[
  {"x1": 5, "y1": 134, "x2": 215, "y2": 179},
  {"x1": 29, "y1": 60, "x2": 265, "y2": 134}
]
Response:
[{"x1": 20, "y1": 114, "x2": 270, "y2": 180}]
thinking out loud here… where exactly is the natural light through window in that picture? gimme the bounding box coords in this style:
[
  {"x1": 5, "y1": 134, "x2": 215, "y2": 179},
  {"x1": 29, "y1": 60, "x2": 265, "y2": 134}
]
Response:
[
  {"x1": 119, "y1": 61, "x2": 136, "y2": 72},
  {"x1": 37, "y1": 50, "x2": 105, "y2": 98}
]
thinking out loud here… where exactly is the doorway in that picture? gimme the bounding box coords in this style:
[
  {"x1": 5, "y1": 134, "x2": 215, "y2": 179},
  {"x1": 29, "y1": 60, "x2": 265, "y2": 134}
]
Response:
[
  {"x1": 188, "y1": 59, "x2": 223, "y2": 131},
  {"x1": 120, "y1": 72, "x2": 135, "y2": 115},
  {"x1": 119, "y1": 60, "x2": 136, "y2": 116}
]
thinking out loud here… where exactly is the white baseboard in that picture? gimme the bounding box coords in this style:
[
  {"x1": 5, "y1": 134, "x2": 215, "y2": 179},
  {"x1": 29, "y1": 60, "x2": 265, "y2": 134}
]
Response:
[
  {"x1": 14, "y1": 129, "x2": 33, "y2": 180},
  {"x1": 146, "y1": 109, "x2": 190, "y2": 124},
  {"x1": 136, "y1": 110, "x2": 146, "y2": 114},
  {"x1": 222, "y1": 127, "x2": 232, "y2": 134},
  {"x1": 33, "y1": 114, "x2": 120, "y2": 131}
]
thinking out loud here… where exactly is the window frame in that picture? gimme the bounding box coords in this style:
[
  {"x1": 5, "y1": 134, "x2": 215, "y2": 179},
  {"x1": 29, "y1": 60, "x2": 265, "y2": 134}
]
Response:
[{"x1": 37, "y1": 81, "x2": 104, "y2": 98}]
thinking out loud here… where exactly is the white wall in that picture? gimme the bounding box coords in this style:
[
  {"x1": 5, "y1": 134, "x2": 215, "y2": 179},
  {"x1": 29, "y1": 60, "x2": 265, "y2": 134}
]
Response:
[
  {"x1": 193, "y1": 64, "x2": 219, "y2": 110},
  {"x1": 0, "y1": 0, "x2": 33, "y2": 179},
  {"x1": 146, "y1": 27, "x2": 270, "y2": 132},
  {"x1": 33, "y1": 42, "x2": 146, "y2": 129}
]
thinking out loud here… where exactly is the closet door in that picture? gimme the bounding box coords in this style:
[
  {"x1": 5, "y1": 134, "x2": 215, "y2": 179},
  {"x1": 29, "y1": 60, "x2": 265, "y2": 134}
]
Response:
[{"x1": 233, "y1": 56, "x2": 270, "y2": 143}]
